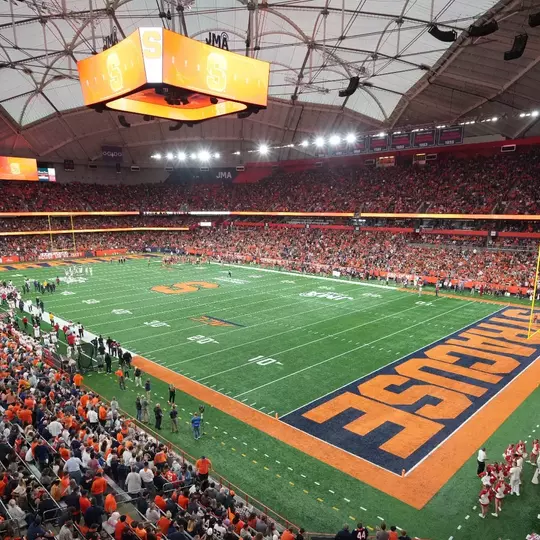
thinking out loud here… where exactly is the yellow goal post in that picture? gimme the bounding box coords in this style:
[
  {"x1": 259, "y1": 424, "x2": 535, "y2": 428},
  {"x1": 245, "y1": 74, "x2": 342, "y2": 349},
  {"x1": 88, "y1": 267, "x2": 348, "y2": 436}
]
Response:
[{"x1": 528, "y1": 243, "x2": 540, "y2": 339}]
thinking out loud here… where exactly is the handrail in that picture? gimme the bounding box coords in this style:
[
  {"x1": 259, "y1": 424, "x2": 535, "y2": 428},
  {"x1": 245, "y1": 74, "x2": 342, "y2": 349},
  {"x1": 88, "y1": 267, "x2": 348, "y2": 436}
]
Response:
[{"x1": 92, "y1": 391, "x2": 302, "y2": 532}]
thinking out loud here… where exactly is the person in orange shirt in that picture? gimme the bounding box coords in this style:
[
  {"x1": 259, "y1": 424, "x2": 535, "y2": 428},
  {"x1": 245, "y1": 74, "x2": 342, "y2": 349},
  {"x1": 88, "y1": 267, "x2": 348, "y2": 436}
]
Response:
[
  {"x1": 59, "y1": 444, "x2": 70, "y2": 461},
  {"x1": 154, "y1": 449, "x2": 167, "y2": 471},
  {"x1": 115, "y1": 515, "x2": 129, "y2": 540},
  {"x1": 157, "y1": 512, "x2": 172, "y2": 534},
  {"x1": 281, "y1": 528, "x2": 296, "y2": 540},
  {"x1": 154, "y1": 493, "x2": 167, "y2": 512},
  {"x1": 132, "y1": 522, "x2": 147, "y2": 540},
  {"x1": 115, "y1": 369, "x2": 126, "y2": 390},
  {"x1": 177, "y1": 490, "x2": 189, "y2": 510},
  {"x1": 80, "y1": 393, "x2": 90, "y2": 409},
  {"x1": 98, "y1": 405, "x2": 108, "y2": 426},
  {"x1": 90, "y1": 472, "x2": 107, "y2": 507},
  {"x1": 79, "y1": 490, "x2": 92, "y2": 515},
  {"x1": 73, "y1": 372, "x2": 83, "y2": 388},
  {"x1": 105, "y1": 493, "x2": 117, "y2": 514},
  {"x1": 196, "y1": 455, "x2": 212, "y2": 482}
]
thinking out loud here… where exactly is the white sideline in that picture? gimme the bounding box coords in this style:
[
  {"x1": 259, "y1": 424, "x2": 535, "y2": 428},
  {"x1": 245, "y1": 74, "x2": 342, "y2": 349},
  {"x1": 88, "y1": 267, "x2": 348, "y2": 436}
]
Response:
[{"x1": 210, "y1": 262, "x2": 395, "y2": 290}]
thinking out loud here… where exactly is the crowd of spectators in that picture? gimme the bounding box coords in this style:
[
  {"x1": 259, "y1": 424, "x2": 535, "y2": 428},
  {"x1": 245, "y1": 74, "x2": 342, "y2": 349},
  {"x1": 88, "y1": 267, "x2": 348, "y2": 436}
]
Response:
[
  {"x1": 0, "y1": 217, "x2": 191, "y2": 233},
  {"x1": 184, "y1": 228, "x2": 536, "y2": 292},
  {"x1": 1, "y1": 150, "x2": 540, "y2": 214},
  {"x1": 0, "y1": 228, "x2": 536, "y2": 293},
  {"x1": 0, "y1": 316, "x2": 293, "y2": 540}
]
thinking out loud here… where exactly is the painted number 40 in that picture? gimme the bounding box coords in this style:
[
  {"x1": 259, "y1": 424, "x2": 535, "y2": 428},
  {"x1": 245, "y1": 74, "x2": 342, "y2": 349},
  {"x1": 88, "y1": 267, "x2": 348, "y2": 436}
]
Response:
[
  {"x1": 248, "y1": 355, "x2": 283, "y2": 366},
  {"x1": 187, "y1": 335, "x2": 218, "y2": 344}
]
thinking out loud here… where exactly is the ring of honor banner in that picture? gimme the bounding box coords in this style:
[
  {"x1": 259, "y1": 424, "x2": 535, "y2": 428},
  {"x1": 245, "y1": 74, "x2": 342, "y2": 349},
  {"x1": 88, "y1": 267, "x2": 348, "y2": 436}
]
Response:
[
  {"x1": 412, "y1": 129, "x2": 436, "y2": 148},
  {"x1": 319, "y1": 126, "x2": 463, "y2": 157},
  {"x1": 369, "y1": 134, "x2": 389, "y2": 152},
  {"x1": 437, "y1": 126, "x2": 464, "y2": 146},
  {"x1": 390, "y1": 132, "x2": 412, "y2": 150}
]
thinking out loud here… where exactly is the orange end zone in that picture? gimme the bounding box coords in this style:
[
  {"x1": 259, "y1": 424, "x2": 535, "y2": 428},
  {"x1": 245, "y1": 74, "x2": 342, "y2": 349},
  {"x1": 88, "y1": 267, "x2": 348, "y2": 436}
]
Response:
[{"x1": 133, "y1": 351, "x2": 540, "y2": 509}]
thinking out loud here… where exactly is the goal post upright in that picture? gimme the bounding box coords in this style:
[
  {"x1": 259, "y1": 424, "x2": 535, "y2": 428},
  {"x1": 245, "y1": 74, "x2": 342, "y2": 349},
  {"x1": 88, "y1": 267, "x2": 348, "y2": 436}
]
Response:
[{"x1": 528, "y1": 243, "x2": 540, "y2": 339}]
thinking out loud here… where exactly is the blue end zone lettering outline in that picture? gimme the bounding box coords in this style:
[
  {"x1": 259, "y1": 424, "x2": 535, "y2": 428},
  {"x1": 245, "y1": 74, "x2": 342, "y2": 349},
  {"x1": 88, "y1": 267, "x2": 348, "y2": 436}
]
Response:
[{"x1": 281, "y1": 307, "x2": 540, "y2": 475}]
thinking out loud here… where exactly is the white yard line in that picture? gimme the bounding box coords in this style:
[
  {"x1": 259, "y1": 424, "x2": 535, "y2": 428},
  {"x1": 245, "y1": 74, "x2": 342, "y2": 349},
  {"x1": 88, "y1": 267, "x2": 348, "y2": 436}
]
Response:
[
  {"x1": 44, "y1": 271, "x2": 307, "y2": 318},
  {"x1": 148, "y1": 293, "x2": 411, "y2": 362},
  {"x1": 90, "y1": 277, "x2": 379, "y2": 331},
  {"x1": 121, "y1": 281, "x2": 371, "y2": 345},
  {"x1": 280, "y1": 305, "x2": 505, "y2": 418},
  {"x1": 233, "y1": 301, "x2": 471, "y2": 399},
  {"x1": 197, "y1": 300, "x2": 436, "y2": 382},
  {"x1": 211, "y1": 262, "x2": 394, "y2": 290}
]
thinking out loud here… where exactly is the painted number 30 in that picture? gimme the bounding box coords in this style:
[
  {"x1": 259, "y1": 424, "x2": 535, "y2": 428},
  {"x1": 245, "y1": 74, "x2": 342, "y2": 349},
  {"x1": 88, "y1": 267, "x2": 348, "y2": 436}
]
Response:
[{"x1": 151, "y1": 281, "x2": 219, "y2": 295}]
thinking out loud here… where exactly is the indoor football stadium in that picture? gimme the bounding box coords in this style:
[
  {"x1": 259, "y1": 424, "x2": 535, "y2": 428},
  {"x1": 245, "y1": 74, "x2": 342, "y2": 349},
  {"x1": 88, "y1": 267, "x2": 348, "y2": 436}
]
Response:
[{"x1": 2, "y1": 1, "x2": 540, "y2": 540}]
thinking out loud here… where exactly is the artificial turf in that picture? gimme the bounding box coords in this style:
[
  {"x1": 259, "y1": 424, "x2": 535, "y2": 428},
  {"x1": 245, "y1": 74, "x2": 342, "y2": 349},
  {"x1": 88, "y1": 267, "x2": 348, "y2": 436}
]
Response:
[{"x1": 4, "y1": 256, "x2": 539, "y2": 540}]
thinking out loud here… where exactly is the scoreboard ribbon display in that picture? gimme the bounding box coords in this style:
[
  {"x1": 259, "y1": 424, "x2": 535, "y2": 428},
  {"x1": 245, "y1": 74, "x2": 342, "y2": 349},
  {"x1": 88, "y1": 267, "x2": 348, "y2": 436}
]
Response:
[
  {"x1": 77, "y1": 28, "x2": 270, "y2": 122},
  {"x1": 0, "y1": 157, "x2": 38, "y2": 181}
]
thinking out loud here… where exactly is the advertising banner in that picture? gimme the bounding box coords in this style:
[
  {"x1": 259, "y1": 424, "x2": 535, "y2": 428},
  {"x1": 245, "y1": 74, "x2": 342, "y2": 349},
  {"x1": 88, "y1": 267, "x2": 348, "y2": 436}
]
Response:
[{"x1": 101, "y1": 145, "x2": 124, "y2": 162}]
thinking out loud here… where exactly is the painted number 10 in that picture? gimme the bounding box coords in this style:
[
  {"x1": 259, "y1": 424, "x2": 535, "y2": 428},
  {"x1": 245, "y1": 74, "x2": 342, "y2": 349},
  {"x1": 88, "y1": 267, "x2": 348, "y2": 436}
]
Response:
[{"x1": 248, "y1": 355, "x2": 283, "y2": 366}]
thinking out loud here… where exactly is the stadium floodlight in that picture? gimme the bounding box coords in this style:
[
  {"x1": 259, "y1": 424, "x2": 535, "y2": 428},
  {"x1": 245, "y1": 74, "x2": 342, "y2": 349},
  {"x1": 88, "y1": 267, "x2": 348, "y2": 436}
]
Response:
[
  {"x1": 329, "y1": 135, "x2": 341, "y2": 146},
  {"x1": 166, "y1": 152, "x2": 173, "y2": 160},
  {"x1": 519, "y1": 112, "x2": 526, "y2": 117},
  {"x1": 533, "y1": 110, "x2": 539, "y2": 117},
  {"x1": 199, "y1": 150, "x2": 211, "y2": 161},
  {"x1": 177, "y1": 152, "x2": 186, "y2": 161},
  {"x1": 258, "y1": 144, "x2": 269, "y2": 155},
  {"x1": 300, "y1": 140, "x2": 309, "y2": 147},
  {"x1": 345, "y1": 133, "x2": 356, "y2": 143},
  {"x1": 314, "y1": 136, "x2": 325, "y2": 147},
  {"x1": 214, "y1": 153, "x2": 220, "y2": 159},
  {"x1": 152, "y1": 153, "x2": 162, "y2": 160},
  {"x1": 491, "y1": 117, "x2": 498, "y2": 122},
  {"x1": 233, "y1": 151, "x2": 241, "y2": 155},
  {"x1": 190, "y1": 153, "x2": 197, "y2": 159},
  {"x1": 378, "y1": 132, "x2": 386, "y2": 137}
]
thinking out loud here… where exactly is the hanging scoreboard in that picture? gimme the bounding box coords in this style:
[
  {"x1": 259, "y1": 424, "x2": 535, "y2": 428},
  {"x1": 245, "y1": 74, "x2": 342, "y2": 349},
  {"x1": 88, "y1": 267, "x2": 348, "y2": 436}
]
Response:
[{"x1": 77, "y1": 28, "x2": 270, "y2": 122}]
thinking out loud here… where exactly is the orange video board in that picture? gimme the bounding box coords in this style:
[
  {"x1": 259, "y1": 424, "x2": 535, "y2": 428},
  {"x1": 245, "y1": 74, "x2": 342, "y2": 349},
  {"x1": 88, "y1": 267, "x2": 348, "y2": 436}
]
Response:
[
  {"x1": 0, "y1": 157, "x2": 38, "y2": 181},
  {"x1": 77, "y1": 31, "x2": 146, "y2": 106},
  {"x1": 162, "y1": 29, "x2": 269, "y2": 108},
  {"x1": 77, "y1": 28, "x2": 269, "y2": 122}
]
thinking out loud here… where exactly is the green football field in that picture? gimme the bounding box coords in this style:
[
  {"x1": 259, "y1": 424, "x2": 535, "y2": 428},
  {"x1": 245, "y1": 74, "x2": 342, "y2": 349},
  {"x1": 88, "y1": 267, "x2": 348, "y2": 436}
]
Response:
[{"x1": 5, "y1": 257, "x2": 540, "y2": 540}]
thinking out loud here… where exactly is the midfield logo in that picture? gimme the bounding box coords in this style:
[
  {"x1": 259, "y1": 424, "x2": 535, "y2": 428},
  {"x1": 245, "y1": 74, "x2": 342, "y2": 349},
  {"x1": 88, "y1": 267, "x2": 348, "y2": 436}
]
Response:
[{"x1": 191, "y1": 315, "x2": 244, "y2": 327}]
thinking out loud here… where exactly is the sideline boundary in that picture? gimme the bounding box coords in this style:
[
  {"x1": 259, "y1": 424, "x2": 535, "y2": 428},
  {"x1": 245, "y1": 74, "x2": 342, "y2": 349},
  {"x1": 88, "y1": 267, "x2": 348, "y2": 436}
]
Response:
[{"x1": 210, "y1": 262, "x2": 395, "y2": 290}]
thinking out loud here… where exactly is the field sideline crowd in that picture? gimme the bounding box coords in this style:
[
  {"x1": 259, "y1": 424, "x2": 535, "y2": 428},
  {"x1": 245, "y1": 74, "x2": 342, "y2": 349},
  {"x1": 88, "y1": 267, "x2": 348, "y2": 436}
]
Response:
[
  {"x1": 0, "y1": 305, "x2": 306, "y2": 540},
  {"x1": 0, "y1": 228, "x2": 534, "y2": 296}
]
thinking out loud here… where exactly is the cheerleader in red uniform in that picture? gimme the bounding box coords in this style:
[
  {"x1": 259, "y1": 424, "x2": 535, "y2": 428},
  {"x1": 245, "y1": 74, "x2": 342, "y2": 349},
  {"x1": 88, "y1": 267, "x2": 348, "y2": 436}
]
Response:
[
  {"x1": 530, "y1": 439, "x2": 540, "y2": 465},
  {"x1": 492, "y1": 479, "x2": 510, "y2": 517},
  {"x1": 478, "y1": 486, "x2": 492, "y2": 519},
  {"x1": 516, "y1": 440, "x2": 527, "y2": 459},
  {"x1": 503, "y1": 444, "x2": 515, "y2": 465}
]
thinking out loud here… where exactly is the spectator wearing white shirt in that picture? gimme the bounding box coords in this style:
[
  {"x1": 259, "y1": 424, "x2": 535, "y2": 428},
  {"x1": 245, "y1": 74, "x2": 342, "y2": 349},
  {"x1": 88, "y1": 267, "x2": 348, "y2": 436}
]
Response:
[
  {"x1": 47, "y1": 420, "x2": 63, "y2": 438},
  {"x1": 87, "y1": 408, "x2": 99, "y2": 430},
  {"x1": 125, "y1": 466, "x2": 142, "y2": 496},
  {"x1": 139, "y1": 462, "x2": 154, "y2": 492},
  {"x1": 146, "y1": 502, "x2": 160, "y2": 524},
  {"x1": 122, "y1": 448, "x2": 133, "y2": 466},
  {"x1": 477, "y1": 447, "x2": 487, "y2": 474},
  {"x1": 64, "y1": 456, "x2": 84, "y2": 483}
]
